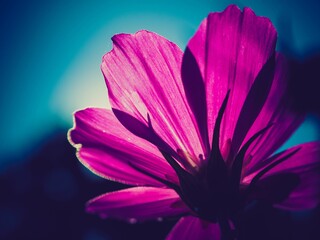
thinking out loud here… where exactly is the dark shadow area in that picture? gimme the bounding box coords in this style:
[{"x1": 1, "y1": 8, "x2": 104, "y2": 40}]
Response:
[
  {"x1": 238, "y1": 202, "x2": 320, "y2": 240},
  {"x1": 0, "y1": 127, "x2": 175, "y2": 240},
  {"x1": 250, "y1": 173, "x2": 300, "y2": 204},
  {"x1": 287, "y1": 52, "x2": 320, "y2": 116},
  {"x1": 0, "y1": 127, "x2": 319, "y2": 239}
]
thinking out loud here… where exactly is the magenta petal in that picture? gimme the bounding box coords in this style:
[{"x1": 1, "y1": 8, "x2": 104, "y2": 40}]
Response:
[
  {"x1": 166, "y1": 216, "x2": 220, "y2": 240},
  {"x1": 69, "y1": 108, "x2": 178, "y2": 186},
  {"x1": 186, "y1": 5, "x2": 277, "y2": 155},
  {"x1": 181, "y1": 48, "x2": 209, "y2": 152},
  {"x1": 112, "y1": 108, "x2": 180, "y2": 160},
  {"x1": 86, "y1": 187, "x2": 189, "y2": 221},
  {"x1": 241, "y1": 54, "x2": 304, "y2": 172},
  {"x1": 231, "y1": 54, "x2": 275, "y2": 153},
  {"x1": 102, "y1": 30, "x2": 205, "y2": 166},
  {"x1": 243, "y1": 142, "x2": 320, "y2": 210}
]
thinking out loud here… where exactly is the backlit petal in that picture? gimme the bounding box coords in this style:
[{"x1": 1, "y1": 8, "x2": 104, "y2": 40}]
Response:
[
  {"x1": 69, "y1": 108, "x2": 178, "y2": 186},
  {"x1": 86, "y1": 187, "x2": 188, "y2": 221},
  {"x1": 102, "y1": 31, "x2": 205, "y2": 167},
  {"x1": 166, "y1": 216, "x2": 220, "y2": 240},
  {"x1": 241, "y1": 54, "x2": 304, "y2": 172},
  {"x1": 243, "y1": 142, "x2": 320, "y2": 210},
  {"x1": 186, "y1": 5, "x2": 277, "y2": 157}
]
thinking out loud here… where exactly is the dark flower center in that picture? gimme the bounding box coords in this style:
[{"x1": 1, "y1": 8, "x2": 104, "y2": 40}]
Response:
[
  {"x1": 157, "y1": 91, "x2": 299, "y2": 239},
  {"x1": 125, "y1": 86, "x2": 300, "y2": 239},
  {"x1": 160, "y1": 91, "x2": 250, "y2": 223}
]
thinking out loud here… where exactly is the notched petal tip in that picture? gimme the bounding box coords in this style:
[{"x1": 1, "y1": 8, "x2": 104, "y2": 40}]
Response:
[
  {"x1": 102, "y1": 30, "x2": 159, "y2": 68},
  {"x1": 208, "y1": 4, "x2": 240, "y2": 16},
  {"x1": 242, "y1": 6, "x2": 274, "y2": 25},
  {"x1": 208, "y1": 4, "x2": 273, "y2": 27},
  {"x1": 111, "y1": 30, "x2": 153, "y2": 41},
  {"x1": 105, "y1": 30, "x2": 181, "y2": 59}
]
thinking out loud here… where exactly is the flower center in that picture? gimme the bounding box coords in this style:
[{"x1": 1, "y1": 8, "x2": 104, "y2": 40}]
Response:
[
  {"x1": 159, "y1": 91, "x2": 275, "y2": 224},
  {"x1": 174, "y1": 162, "x2": 241, "y2": 223},
  {"x1": 130, "y1": 90, "x2": 299, "y2": 238}
]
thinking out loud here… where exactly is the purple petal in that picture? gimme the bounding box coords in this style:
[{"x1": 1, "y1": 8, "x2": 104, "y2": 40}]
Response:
[
  {"x1": 181, "y1": 48, "x2": 209, "y2": 153},
  {"x1": 112, "y1": 108, "x2": 180, "y2": 161},
  {"x1": 69, "y1": 108, "x2": 178, "y2": 186},
  {"x1": 231, "y1": 53, "x2": 275, "y2": 154},
  {"x1": 186, "y1": 5, "x2": 277, "y2": 157},
  {"x1": 243, "y1": 142, "x2": 320, "y2": 210},
  {"x1": 102, "y1": 30, "x2": 205, "y2": 167},
  {"x1": 166, "y1": 216, "x2": 220, "y2": 240},
  {"x1": 241, "y1": 54, "x2": 304, "y2": 172},
  {"x1": 86, "y1": 187, "x2": 189, "y2": 221}
]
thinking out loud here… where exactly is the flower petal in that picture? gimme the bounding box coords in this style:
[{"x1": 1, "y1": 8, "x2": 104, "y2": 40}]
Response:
[
  {"x1": 86, "y1": 187, "x2": 189, "y2": 222},
  {"x1": 69, "y1": 108, "x2": 178, "y2": 186},
  {"x1": 241, "y1": 54, "x2": 304, "y2": 172},
  {"x1": 101, "y1": 30, "x2": 205, "y2": 167},
  {"x1": 243, "y1": 142, "x2": 320, "y2": 210},
  {"x1": 166, "y1": 216, "x2": 220, "y2": 240},
  {"x1": 186, "y1": 5, "x2": 277, "y2": 156}
]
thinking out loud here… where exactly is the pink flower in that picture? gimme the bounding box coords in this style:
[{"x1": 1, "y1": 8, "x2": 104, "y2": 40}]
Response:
[{"x1": 68, "y1": 5, "x2": 320, "y2": 239}]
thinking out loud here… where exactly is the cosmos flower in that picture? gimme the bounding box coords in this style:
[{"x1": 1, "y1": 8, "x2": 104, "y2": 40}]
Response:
[{"x1": 68, "y1": 5, "x2": 320, "y2": 239}]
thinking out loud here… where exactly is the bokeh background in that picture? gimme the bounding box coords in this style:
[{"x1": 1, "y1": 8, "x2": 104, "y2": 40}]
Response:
[{"x1": 1, "y1": 0, "x2": 320, "y2": 239}]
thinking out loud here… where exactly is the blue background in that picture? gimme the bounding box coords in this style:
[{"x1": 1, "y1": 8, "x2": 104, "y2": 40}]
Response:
[{"x1": 1, "y1": 0, "x2": 320, "y2": 239}]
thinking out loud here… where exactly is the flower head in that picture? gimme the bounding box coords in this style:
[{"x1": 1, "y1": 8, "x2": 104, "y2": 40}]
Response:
[{"x1": 69, "y1": 5, "x2": 320, "y2": 239}]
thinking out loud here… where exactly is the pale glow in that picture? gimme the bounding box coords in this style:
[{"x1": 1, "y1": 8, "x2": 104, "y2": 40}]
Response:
[{"x1": 51, "y1": 13, "x2": 191, "y2": 125}]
